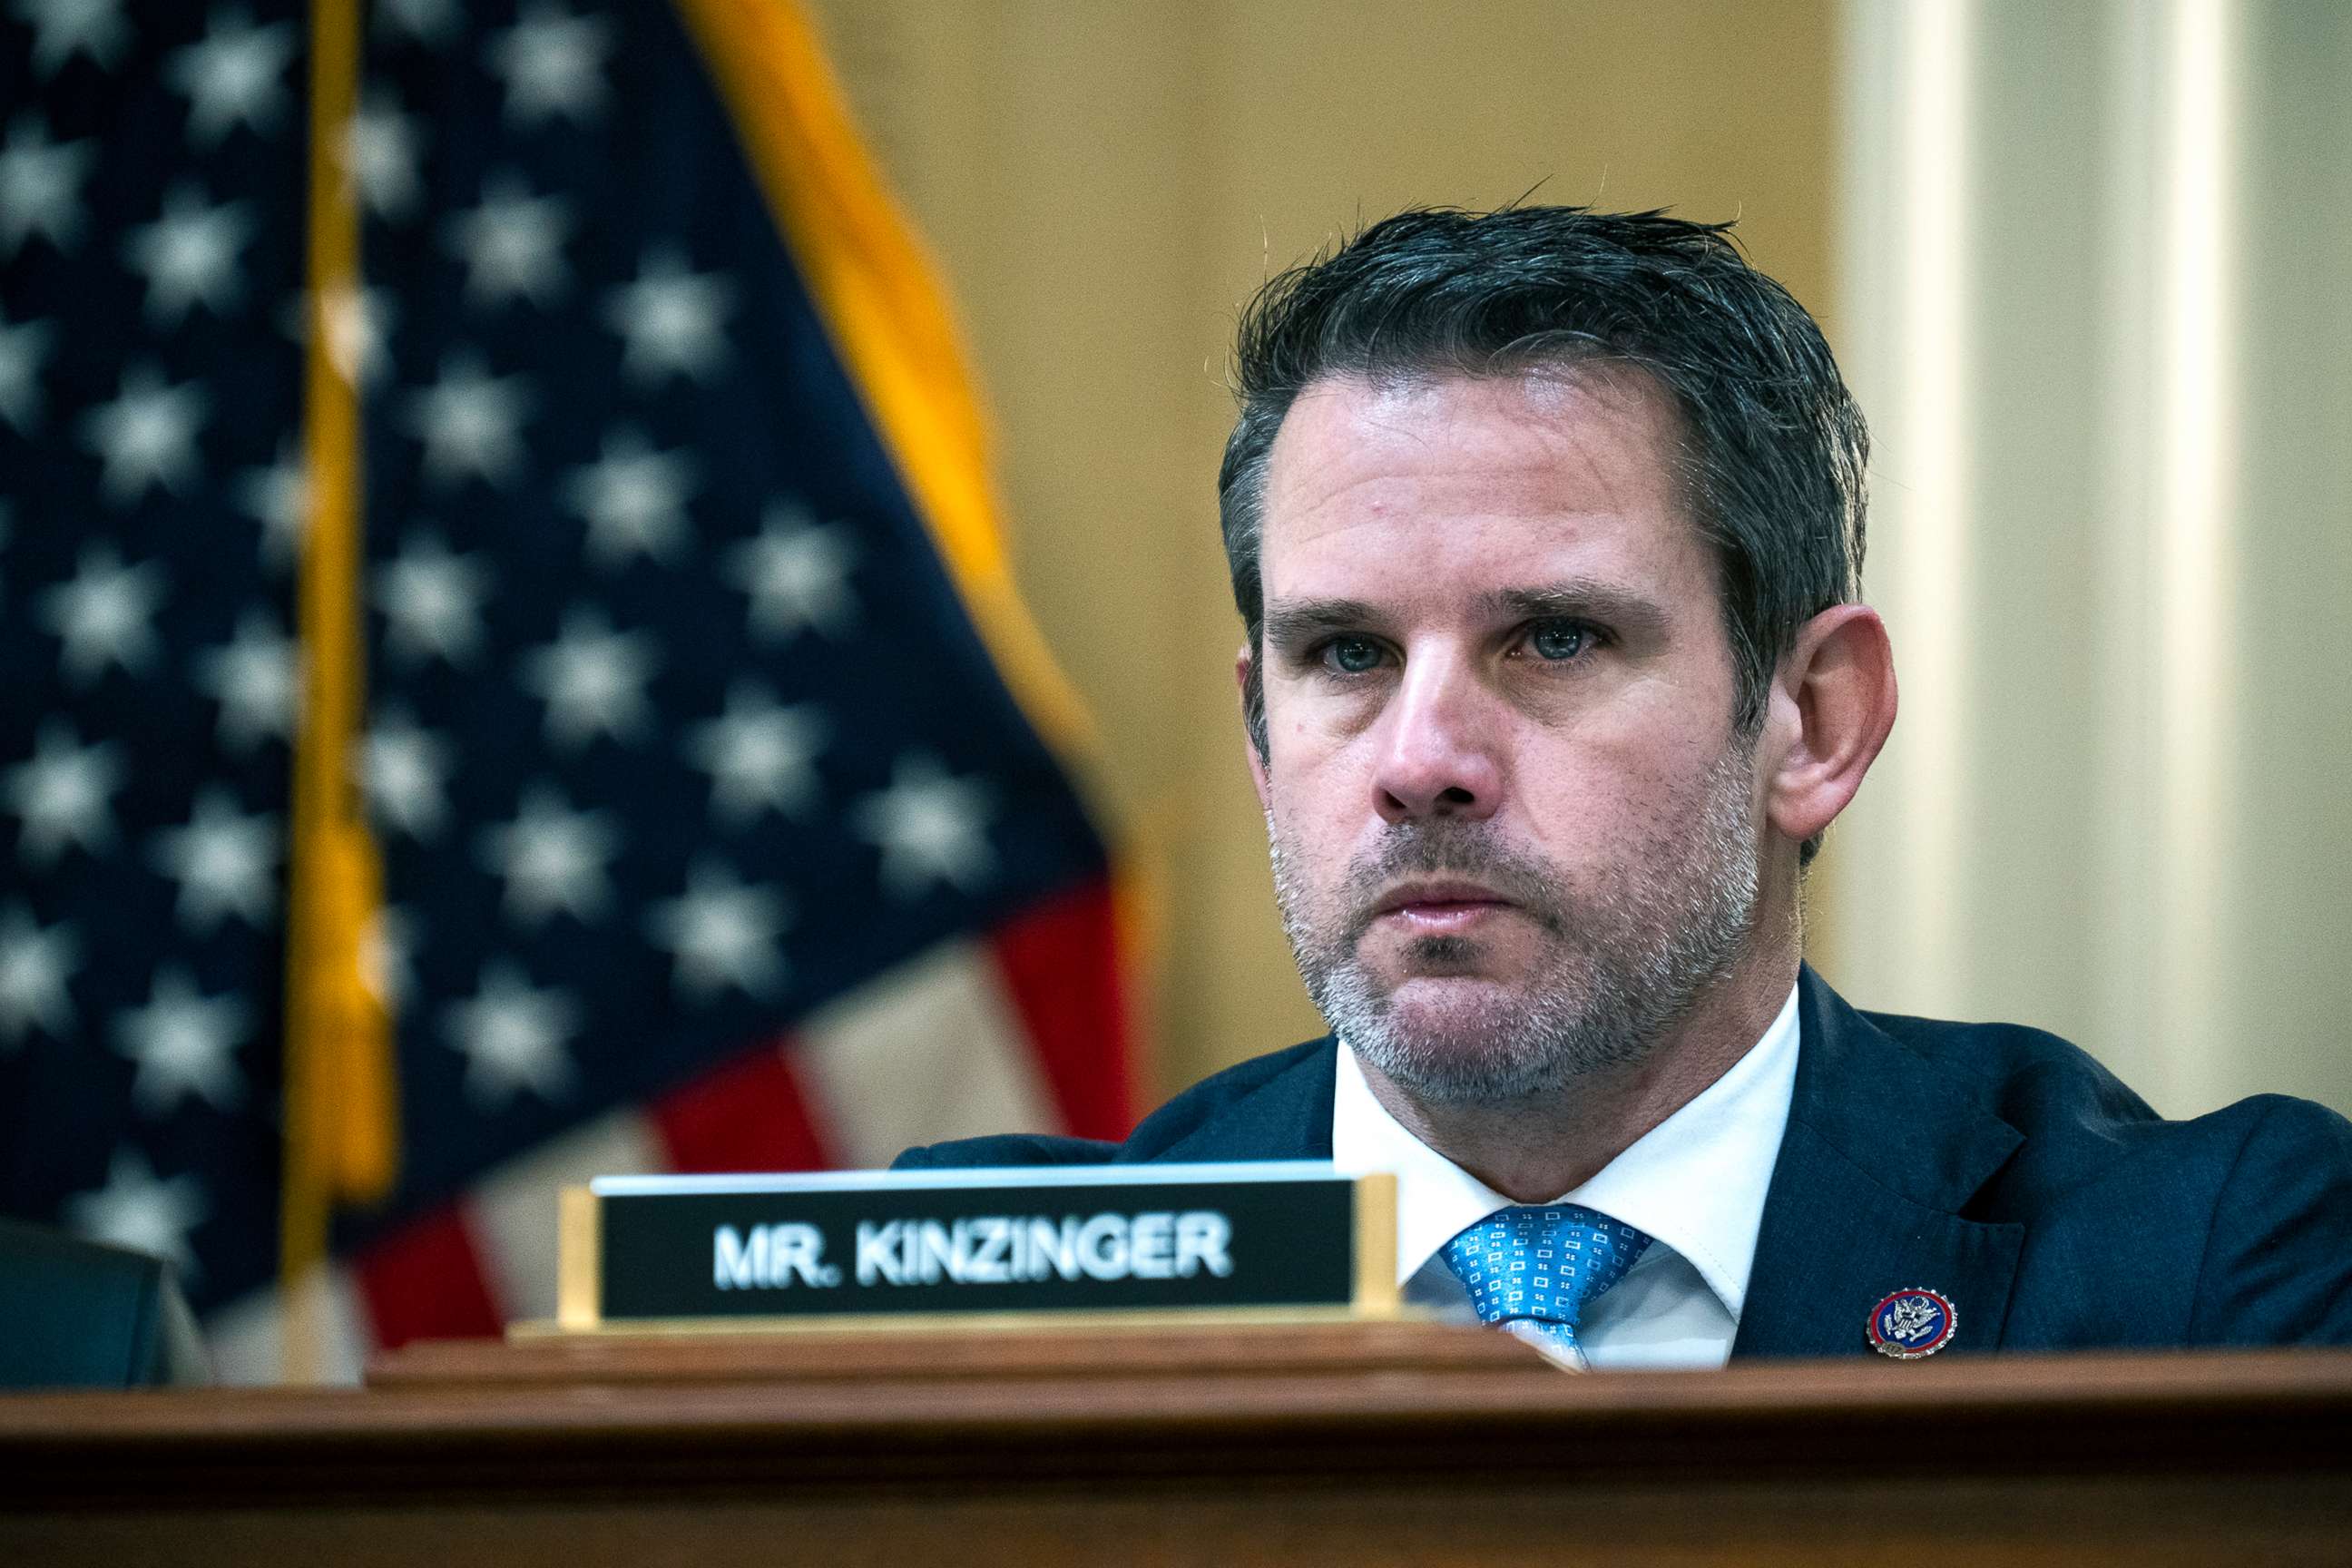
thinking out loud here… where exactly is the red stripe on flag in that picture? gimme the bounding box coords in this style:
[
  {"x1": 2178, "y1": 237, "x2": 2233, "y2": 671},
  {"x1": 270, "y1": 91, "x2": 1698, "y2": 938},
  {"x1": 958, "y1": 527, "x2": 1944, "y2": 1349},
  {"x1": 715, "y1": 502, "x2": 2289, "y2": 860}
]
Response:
[
  {"x1": 352, "y1": 1203, "x2": 505, "y2": 1349},
  {"x1": 650, "y1": 1041, "x2": 838, "y2": 1172},
  {"x1": 989, "y1": 877, "x2": 1135, "y2": 1139}
]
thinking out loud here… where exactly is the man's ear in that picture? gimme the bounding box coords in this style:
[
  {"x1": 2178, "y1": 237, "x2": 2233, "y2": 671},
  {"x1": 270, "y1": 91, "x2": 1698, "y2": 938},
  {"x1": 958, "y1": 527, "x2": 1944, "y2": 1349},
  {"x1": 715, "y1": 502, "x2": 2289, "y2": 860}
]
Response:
[
  {"x1": 1237, "y1": 643, "x2": 1271, "y2": 811},
  {"x1": 1763, "y1": 603, "x2": 1897, "y2": 846}
]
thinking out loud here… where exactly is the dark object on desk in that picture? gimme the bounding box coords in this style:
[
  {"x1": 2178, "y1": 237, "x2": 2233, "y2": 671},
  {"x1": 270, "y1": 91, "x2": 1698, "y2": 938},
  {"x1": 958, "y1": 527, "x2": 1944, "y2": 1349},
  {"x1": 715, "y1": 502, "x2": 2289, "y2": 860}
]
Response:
[{"x1": 0, "y1": 1219, "x2": 208, "y2": 1388}]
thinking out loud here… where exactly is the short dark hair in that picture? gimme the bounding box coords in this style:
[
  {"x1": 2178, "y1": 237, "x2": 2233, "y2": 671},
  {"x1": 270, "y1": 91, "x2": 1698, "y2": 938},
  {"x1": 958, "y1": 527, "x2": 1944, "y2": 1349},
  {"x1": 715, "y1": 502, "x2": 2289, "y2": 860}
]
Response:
[{"x1": 1220, "y1": 205, "x2": 1867, "y2": 768}]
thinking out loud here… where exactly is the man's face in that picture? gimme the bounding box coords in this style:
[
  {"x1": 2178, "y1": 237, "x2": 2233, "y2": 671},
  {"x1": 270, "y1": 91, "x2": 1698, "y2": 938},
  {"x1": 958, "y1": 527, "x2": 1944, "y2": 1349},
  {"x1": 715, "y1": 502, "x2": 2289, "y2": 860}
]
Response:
[{"x1": 1250, "y1": 366, "x2": 1763, "y2": 1103}]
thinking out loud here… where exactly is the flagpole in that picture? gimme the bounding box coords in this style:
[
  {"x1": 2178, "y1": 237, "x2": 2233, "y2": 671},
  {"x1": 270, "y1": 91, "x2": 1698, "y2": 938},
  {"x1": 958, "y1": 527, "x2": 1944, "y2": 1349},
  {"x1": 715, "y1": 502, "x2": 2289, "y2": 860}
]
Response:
[{"x1": 282, "y1": 0, "x2": 396, "y2": 1383}]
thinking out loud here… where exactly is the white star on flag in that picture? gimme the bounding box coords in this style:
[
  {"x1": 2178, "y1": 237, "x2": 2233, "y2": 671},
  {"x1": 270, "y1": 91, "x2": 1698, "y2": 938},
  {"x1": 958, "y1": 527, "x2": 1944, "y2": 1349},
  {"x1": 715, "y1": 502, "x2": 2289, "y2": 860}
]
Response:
[
  {"x1": 122, "y1": 181, "x2": 251, "y2": 327},
  {"x1": 165, "y1": 5, "x2": 298, "y2": 147},
  {"x1": 685, "y1": 682, "x2": 828, "y2": 826},
  {"x1": 316, "y1": 279, "x2": 394, "y2": 387},
  {"x1": 80, "y1": 362, "x2": 209, "y2": 505},
  {"x1": 0, "y1": 904, "x2": 77, "y2": 1047},
  {"x1": 347, "y1": 88, "x2": 425, "y2": 221},
  {"x1": 39, "y1": 543, "x2": 167, "y2": 686},
  {"x1": 194, "y1": 609, "x2": 300, "y2": 752},
  {"x1": 522, "y1": 607, "x2": 662, "y2": 750},
  {"x1": 16, "y1": 0, "x2": 132, "y2": 78},
  {"x1": 443, "y1": 960, "x2": 580, "y2": 1109},
  {"x1": 3, "y1": 720, "x2": 123, "y2": 867},
  {"x1": 361, "y1": 905, "x2": 417, "y2": 1013},
  {"x1": 234, "y1": 438, "x2": 307, "y2": 568},
  {"x1": 444, "y1": 172, "x2": 572, "y2": 309},
  {"x1": 565, "y1": 426, "x2": 698, "y2": 568},
  {"x1": 362, "y1": 706, "x2": 455, "y2": 841},
  {"x1": 485, "y1": 2, "x2": 611, "y2": 126},
  {"x1": 604, "y1": 248, "x2": 734, "y2": 385},
  {"x1": 854, "y1": 753, "x2": 998, "y2": 900},
  {"x1": 64, "y1": 1149, "x2": 208, "y2": 1277},
  {"x1": 404, "y1": 353, "x2": 534, "y2": 488},
  {"x1": 475, "y1": 783, "x2": 621, "y2": 927},
  {"x1": 0, "y1": 309, "x2": 54, "y2": 433},
  {"x1": 149, "y1": 786, "x2": 279, "y2": 932},
  {"x1": 373, "y1": 0, "x2": 456, "y2": 44},
  {"x1": 0, "y1": 113, "x2": 96, "y2": 256},
  {"x1": 645, "y1": 859, "x2": 790, "y2": 1004},
  {"x1": 377, "y1": 532, "x2": 495, "y2": 666},
  {"x1": 726, "y1": 504, "x2": 859, "y2": 641},
  {"x1": 113, "y1": 965, "x2": 249, "y2": 1117},
  {"x1": 277, "y1": 280, "x2": 397, "y2": 388}
]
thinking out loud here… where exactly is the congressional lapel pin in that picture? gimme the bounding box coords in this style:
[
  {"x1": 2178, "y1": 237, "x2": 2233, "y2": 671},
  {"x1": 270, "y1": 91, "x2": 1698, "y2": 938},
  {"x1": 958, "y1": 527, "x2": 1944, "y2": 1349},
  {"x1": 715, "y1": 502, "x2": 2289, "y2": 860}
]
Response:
[{"x1": 1866, "y1": 1287, "x2": 1957, "y2": 1359}]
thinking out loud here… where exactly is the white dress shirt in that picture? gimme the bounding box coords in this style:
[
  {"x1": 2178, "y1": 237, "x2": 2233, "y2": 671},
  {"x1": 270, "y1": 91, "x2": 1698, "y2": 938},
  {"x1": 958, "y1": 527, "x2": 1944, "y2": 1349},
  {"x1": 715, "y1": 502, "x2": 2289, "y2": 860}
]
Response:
[{"x1": 1330, "y1": 983, "x2": 1800, "y2": 1369}]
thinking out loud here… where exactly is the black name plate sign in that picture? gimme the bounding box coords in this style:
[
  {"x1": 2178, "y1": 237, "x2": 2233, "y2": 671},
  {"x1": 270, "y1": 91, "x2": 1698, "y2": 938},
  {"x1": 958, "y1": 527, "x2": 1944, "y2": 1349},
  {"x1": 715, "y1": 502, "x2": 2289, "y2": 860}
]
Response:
[{"x1": 555, "y1": 1162, "x2": 1397, "y2": 1330}]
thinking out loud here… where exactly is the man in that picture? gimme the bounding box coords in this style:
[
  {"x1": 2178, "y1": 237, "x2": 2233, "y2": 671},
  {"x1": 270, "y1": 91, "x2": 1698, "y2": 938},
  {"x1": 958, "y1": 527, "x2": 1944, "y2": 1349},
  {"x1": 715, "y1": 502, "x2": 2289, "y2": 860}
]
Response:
[{"x1": 898, "y1": 207, "x2": 2352, "y2": 1365}]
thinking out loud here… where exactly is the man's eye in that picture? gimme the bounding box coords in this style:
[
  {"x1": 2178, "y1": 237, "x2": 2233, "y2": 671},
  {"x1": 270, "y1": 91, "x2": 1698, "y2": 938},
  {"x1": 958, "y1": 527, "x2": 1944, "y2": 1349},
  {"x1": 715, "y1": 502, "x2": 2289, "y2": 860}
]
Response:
[
  {"x1": 1321, "y1": 637, "x2": 1385, "y2": 674},
  {"x1": 1526, "y1": 621, "x2": 1592, "y2": 662}
]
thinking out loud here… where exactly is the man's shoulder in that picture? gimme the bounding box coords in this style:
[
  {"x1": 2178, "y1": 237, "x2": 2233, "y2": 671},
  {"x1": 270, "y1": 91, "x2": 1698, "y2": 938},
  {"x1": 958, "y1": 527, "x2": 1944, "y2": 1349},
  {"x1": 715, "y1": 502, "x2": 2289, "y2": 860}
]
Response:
[
  {"x1": 1848, "y1": 999, "x2": 2352, "y2": 1188},
  {"x1": 1854, "y1": 997, "x2": 2352, "y2": 1337},
  {"x1": 894, "y1": 1037, "x2": 1338, "y2": 1171},
  {"x1": 1759, "y1": 978, "x2": 2352, "y2": 1349},
  {"x1": 1855, "y1": 1004, "x2": 2160, "y2": 1139},
  {"x1": 1851, "y1": 1001, "x2": 2350, "y2": 1171}
]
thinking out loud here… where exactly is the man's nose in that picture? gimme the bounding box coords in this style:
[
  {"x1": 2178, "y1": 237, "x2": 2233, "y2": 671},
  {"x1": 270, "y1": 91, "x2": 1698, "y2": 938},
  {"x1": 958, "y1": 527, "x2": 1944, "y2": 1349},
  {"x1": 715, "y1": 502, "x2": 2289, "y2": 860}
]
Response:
[{"x1": 1370, "y1": 653, "x2": 1503, "y2": 823}]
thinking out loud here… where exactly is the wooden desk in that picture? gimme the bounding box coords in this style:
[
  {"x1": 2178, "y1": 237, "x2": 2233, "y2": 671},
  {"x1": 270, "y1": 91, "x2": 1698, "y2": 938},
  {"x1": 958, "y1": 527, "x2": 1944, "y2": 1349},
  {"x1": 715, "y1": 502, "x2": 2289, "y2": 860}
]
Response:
[{"x1": 4, "y1": 1325, "x2": 2347, "y2": 1565}]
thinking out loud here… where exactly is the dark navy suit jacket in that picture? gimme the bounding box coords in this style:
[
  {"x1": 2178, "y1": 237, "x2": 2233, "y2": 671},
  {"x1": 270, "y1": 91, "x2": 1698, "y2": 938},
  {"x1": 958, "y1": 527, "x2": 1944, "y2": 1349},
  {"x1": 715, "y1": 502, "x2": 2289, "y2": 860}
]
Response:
[{"x1": 898, "y1": 967, "x2": 2352, "y2": 1357}]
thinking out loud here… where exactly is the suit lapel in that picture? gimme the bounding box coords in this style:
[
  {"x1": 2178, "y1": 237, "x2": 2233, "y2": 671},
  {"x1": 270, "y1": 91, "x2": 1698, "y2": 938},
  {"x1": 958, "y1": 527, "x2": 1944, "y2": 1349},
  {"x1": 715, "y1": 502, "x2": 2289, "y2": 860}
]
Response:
[{"x1": 1733, "y1": 970, "x2": 2027, "y2": 1359}]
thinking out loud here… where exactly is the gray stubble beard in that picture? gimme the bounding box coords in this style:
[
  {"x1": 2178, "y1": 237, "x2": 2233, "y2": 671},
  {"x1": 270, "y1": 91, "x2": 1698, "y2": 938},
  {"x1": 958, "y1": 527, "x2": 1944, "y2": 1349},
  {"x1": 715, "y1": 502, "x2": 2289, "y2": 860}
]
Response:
[{"x1": 1267, "y1": 741, "x2": 1762, "y2": 1106}]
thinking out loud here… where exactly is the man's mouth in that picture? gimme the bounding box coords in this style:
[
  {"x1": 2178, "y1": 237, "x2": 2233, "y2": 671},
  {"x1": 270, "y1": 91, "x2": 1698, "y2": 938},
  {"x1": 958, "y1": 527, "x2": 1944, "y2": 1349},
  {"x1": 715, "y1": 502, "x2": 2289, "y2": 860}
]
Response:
[{"x1": 1370, "y1": 881, "x2": 1515, "y2": 934}]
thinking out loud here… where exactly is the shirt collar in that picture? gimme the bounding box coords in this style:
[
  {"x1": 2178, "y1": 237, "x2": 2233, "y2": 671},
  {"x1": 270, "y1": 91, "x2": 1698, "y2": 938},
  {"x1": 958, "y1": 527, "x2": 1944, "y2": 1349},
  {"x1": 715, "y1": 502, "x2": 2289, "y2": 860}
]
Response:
[{"x1": 1330, "y1": 982, "x2": 1800, "y2": 1321}]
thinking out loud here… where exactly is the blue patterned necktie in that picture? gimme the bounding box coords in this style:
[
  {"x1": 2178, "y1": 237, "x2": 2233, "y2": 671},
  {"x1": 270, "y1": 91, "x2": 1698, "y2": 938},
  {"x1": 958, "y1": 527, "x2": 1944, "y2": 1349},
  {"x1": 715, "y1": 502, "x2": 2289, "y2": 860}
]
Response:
[{"x1": 1441, "y1": 1205, "x2": 1652, "y2": 1367}]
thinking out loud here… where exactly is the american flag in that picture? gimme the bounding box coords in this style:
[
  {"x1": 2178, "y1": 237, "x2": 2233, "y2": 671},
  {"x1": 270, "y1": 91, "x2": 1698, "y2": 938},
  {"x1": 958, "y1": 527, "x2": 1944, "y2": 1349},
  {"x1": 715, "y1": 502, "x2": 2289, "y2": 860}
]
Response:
[{"x1": 0, "y1": 0, "x2": 1132, "y2": 1380}]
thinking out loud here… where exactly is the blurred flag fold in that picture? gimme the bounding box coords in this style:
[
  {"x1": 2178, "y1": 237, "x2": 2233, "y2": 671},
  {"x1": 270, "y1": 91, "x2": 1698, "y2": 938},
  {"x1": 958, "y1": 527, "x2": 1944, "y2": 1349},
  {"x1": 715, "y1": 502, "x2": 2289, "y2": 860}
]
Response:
[{"x1": 0, "y1": 0, "x2": 1134, "y2": 1381}]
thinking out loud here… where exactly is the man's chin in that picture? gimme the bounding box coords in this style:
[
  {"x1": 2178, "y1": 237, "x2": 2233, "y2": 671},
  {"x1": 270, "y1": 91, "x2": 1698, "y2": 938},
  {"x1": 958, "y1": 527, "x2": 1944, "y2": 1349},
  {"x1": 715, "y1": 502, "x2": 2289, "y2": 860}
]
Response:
[
  {"x1": 1359, "y1": 974, "x2": 1554, "y2": 1064},
  {"x1": 1329, "y1": 969, "x2": 1627, "y2": 1105},
  {"x1": 1379, "y1": 970, "x2": 1526, "y2": 1016},
  {"x1": 1348, "y1": 1024, "x2": 1573, "y2": 1107}
]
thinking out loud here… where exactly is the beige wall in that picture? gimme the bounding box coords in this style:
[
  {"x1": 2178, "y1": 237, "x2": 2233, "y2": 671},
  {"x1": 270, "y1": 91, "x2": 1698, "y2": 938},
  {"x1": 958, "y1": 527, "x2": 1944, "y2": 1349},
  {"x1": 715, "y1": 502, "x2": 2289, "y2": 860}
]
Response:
[
  {"x1": 808, "y1": 1, "x2": 1838, "y2": 1099},
  {"x1": 1828, "y1": 0, "x2": 2352, "y2": 1120}
]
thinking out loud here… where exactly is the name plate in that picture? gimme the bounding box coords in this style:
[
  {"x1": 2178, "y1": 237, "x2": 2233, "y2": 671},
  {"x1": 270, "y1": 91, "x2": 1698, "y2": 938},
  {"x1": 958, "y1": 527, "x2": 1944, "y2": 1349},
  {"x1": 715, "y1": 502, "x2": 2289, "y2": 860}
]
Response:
[{"x1": 554, "y1": 1162, "x2": 1397, "y2": 1331}]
